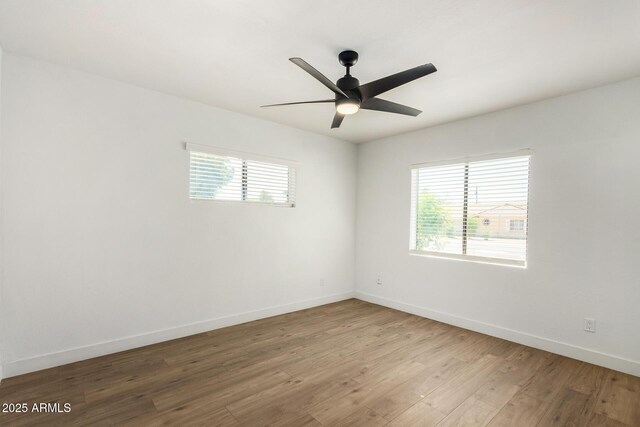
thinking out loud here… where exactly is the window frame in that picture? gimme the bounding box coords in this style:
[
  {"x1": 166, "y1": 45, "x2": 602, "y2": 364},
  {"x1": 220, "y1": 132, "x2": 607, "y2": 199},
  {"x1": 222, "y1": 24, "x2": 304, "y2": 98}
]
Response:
[
  {"x1": 186, "y1": 142, "x2": 298, "y2": 207},
  {"x1": 409, "y1": 150, "x2": 532, "y2": 268}
]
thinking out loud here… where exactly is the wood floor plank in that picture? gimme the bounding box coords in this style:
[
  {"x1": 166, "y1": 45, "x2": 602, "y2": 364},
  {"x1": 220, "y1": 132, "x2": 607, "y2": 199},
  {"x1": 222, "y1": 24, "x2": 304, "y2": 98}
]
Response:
[
  {"x1": 83, "y1": 363, "x2": 228, "y2": 403},
  {"x1": 366, "y1": 356, "x2": 466, "y2": 421},
  {"x1": 365, "y1": 384, "x2": 423, "y2": 422},
  {"x1": 567, "y1": 361, "x2": 610, "y2": 396},
  {"x1": 518, "y1": 353, "x2": 582, "y2": 402},
  {"x1": 226, "y1": 359, "x2": 362, "y2": 425},
  {"x1": 152, "y1": 369, "x2": 292, "y2": 413},
  {"x1": 1, "y1": 299, "x2": 638, "y2": 426},
  {"x1": 332, "y1": 407, "x2": 388, "y2": 427},
  {"x1": 422, "y1": 354, "x2": 505, "y2": 414},
  {"x1": 307, "y1": 360, "x2": 428, "y2": 425},
  {"x1": 122, "y1": 405, "x2": 239, "y2": 427},
  {"x1": 471, "y1": 370, "x2": 522, "y2": 410},
  {"x1": 486, "y1": 392, "x2": 549, "y2": 427},
  {"x1": 472, "y1": 346, "x2": 547, "y2": 409},
  {"x1": 587, "y1": 412, "x2": 630, "y2": 426},
  {"x1": 537, "y1": 387, "x2": 593, "y2": 426},
  {"x1": 387, "y1": 401, "x2": 447, "y2": 426},
  {"x1": 270, "y1": 413, "x2": 323, "y2": 427},
  {"x1": 436, "y1": 396, "x2": 499, "y2": 426},
  {"x1": 594, "y1": 370, "x2": 640, "y2": 426}
]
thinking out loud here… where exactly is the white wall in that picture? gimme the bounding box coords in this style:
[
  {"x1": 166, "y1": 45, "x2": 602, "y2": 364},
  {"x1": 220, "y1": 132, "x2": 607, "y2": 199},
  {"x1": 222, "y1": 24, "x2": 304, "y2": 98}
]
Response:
[
  {"x1": 0, "y1": 44, "x2": 4, "y2": 381},
  {"x1": 355, "y1": 76, "x2": 640, "y2": 376},
  {"x1": 0, "y1": 54, "x2": 356, "y2": 377}
]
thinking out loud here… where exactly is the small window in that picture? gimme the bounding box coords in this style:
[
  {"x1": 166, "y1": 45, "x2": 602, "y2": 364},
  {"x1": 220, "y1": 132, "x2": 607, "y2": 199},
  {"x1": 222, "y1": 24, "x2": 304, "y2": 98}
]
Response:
[
  {"x1": 410, "y1": 152, "x2": 530, "y2": 267},
  {"x1": 188, "y1": 144, "x2": 296, "y2": 207},
  {"x1": 509, "y1": 219, "x2": 525, "y2": 232}
]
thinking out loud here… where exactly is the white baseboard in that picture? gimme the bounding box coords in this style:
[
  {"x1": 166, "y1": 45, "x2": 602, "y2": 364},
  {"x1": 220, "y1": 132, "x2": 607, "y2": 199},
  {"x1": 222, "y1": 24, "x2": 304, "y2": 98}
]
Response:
[
  {"x1": 355, "y1": 291, "x2": 640, "y2": 377},
  {"x1": 3, "y1": 291, "x2": 355, "y2": 378}
]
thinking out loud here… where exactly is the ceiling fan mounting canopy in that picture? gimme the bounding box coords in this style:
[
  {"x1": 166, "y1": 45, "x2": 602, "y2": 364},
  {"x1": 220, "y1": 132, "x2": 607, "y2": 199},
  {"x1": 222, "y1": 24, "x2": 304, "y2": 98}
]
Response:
[
  {"x1": 338, "y1": 50, "x2": 359, "y2": 68},
  {"x1": 261, "y1": 50, "x2": 437, "y2": 129}
]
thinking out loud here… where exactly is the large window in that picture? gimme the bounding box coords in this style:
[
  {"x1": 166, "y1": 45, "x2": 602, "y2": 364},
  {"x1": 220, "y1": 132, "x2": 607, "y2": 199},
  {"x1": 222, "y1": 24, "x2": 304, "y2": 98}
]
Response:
[
  {"x1": 410, "y1": 152, "x2": 530, "y2": 267},
  {"x1": 188, "y1": 144, "x2": 296, "y2": 207}
]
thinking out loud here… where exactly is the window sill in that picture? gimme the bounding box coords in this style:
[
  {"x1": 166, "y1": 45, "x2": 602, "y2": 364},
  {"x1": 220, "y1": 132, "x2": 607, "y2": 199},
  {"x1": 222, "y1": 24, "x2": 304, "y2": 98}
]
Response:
[
  {"x1": 189, "y1": 198, "x2": 295, "y2": 207},
  {"x1": 409, "y1": 250, "x2": 526, "y2": 268}
]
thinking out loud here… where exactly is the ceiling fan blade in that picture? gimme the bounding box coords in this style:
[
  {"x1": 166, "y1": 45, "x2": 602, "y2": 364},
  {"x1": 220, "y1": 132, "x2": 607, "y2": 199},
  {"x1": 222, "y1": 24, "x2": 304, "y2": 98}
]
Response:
[
  {"x1": 358, "y1": 63, "x2": 437, "y2": 100},
  {"x1": 261, "y1": 99, "x2": 335, "y2": 108},
  {"x1": 331, "y1": 112, "x2": 345, "y2": 129},
  {"x1": 360, "y1": 97, "x2": 422, "y2": 116},
  {"x1": 290, "y1": 58, "x2": 348, "y2": 98}
]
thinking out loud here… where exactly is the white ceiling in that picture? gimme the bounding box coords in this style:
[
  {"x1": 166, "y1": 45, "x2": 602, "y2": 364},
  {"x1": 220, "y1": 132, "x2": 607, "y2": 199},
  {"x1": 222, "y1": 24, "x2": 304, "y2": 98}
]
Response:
[{"x1": 1, "y1": 0, "x2": 639, "y2": 143}]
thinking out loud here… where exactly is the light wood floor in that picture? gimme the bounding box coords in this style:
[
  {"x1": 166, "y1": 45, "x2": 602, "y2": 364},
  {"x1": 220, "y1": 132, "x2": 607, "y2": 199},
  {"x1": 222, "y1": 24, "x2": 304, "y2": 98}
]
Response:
[{"x1": 1, "y1": 299, "x2": 638, "y2": 426}]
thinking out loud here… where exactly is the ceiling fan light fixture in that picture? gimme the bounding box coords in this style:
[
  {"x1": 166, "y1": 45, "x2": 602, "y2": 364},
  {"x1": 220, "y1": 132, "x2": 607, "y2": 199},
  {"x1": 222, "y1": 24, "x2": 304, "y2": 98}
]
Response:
[{"x1": 336, "y1": 98, "x2": 360, "y2": 115}]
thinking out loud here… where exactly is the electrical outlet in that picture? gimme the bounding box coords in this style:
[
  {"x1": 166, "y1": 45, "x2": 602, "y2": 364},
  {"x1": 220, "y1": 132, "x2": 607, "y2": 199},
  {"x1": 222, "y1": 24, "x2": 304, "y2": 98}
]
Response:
[
  {"x1": 320, "y1": 278, "x2": 325, "y2": 287},
  {"x1": 376, "y1": 274, "x2": 383, "y2": 285},
  {"x1": 584, "y1": 318, "x2": 596, "y2": 333}
]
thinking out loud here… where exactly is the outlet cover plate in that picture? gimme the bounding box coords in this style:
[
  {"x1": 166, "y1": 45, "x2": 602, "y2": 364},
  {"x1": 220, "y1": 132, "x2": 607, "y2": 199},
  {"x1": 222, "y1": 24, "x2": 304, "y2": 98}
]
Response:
[{"x1": 584, "y1": 318, "x2": 596, "y2": 333}]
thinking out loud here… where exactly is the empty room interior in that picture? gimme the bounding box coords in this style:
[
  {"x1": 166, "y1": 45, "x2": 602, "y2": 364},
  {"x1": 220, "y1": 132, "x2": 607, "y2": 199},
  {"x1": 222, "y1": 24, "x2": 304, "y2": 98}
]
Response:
[{"x1": 0, "y1": 1, "x2": 639, "y2": 426}]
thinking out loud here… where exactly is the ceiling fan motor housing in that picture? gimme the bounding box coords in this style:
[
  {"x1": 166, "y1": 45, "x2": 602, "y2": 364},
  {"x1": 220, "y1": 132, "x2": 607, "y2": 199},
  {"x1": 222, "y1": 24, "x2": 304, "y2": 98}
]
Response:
[{"x1": 337, "y1": 75, "x2": 361, "y2": 98}]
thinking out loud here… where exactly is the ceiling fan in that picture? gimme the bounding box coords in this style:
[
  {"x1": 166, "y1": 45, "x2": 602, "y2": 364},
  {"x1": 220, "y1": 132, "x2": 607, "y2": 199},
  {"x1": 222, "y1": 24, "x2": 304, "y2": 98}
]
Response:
[{"x1": 261, "y1": 50, "x2": 437, "y2": 129}]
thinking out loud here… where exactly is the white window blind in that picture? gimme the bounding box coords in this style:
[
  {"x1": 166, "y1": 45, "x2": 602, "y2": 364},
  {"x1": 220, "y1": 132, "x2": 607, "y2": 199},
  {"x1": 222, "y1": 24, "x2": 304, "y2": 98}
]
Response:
[
  {"x1": 410, "y1": 153, "x2": 530, "y2": 267},
  {"x1": 188, "y1": 146, "x2": 296, "y2": 207}
]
